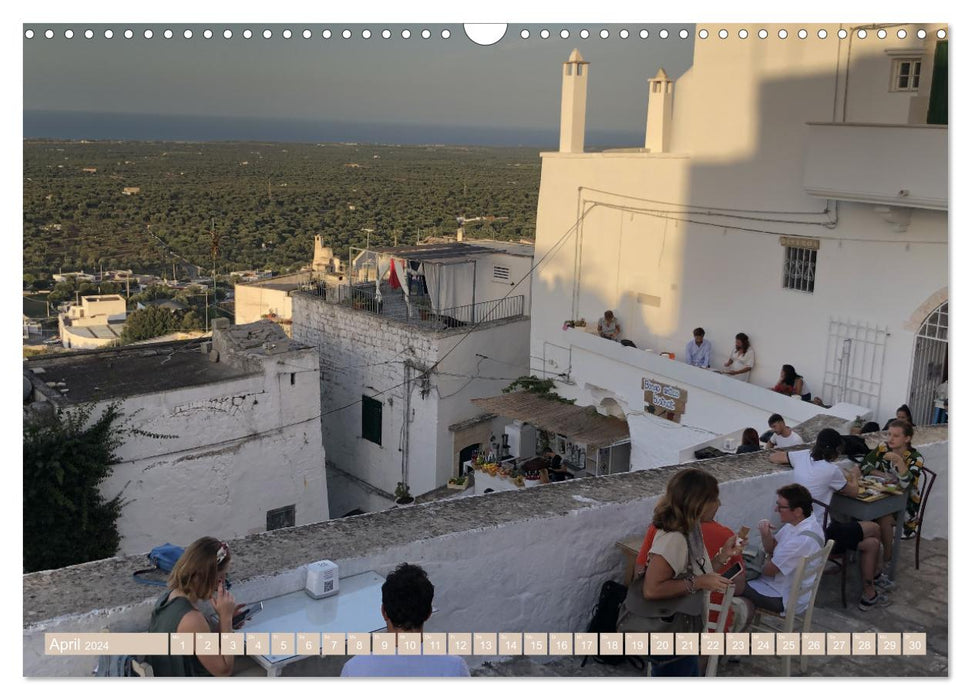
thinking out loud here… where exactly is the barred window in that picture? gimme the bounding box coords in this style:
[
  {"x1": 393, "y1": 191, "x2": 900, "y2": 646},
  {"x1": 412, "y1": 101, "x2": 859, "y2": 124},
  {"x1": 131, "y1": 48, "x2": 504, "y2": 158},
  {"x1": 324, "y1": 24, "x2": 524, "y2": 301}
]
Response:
[
  {"x1": 891, "y1": 58, "x2": 922, "y2": 92},
  {"x1": 266, "y1": 504, "x2": 295, "y2": 531},
  {"x1": 783, "y1": 245, "x2": 817, "y2": 293}
]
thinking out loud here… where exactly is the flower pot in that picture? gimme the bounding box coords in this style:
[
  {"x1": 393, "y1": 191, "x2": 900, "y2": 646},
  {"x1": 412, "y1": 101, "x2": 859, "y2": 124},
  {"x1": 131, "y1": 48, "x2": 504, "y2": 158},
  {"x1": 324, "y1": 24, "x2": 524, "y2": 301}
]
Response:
[
  {"x1": 447, "y1": 479, "x2": 470, "y2": 491},
  {"x1": 394, "y1": 497, "x2": 415, "y2": 507}
]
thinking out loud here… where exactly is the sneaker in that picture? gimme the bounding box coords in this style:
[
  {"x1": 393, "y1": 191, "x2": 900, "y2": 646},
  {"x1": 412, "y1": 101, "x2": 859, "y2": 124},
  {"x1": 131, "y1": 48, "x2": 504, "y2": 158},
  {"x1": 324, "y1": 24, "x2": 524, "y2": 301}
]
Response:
[
  {"x1": 858, "y1": 592, "x2": 891, "y2": 611},
  {"x1": 874, "y1": 572, "x2": 896, "y2": 591}
]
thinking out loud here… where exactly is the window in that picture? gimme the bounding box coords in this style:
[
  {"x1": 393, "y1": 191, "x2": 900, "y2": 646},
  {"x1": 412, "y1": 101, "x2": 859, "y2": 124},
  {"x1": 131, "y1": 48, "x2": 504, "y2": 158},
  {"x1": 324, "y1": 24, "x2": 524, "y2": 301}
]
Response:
[
  {"x1": 781, "y1": 237, "x2": 819, "y2": 293},
  {"x1": 492, "y1": 265, "x2": 510, "y2": 282},
  {"x1": 362, "y1": 395, "x2": 382, "y2": 445},
  {"x1": 266, "y1": 504, "x2": 295, "y2": 531},
  {"x1": 891, "y1": 57, "x2": 922, "y2": 92}
]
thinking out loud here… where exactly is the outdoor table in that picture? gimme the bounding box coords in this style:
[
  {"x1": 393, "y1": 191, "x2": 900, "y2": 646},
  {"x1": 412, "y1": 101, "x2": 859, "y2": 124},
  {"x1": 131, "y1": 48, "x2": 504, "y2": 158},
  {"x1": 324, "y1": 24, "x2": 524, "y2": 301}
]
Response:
[
  {"x1": 240, "y1": 570, "x2": 386, "y2": 677},
  {"x1": 828, "y1": 489, "x2": 908, "y2": 579}
]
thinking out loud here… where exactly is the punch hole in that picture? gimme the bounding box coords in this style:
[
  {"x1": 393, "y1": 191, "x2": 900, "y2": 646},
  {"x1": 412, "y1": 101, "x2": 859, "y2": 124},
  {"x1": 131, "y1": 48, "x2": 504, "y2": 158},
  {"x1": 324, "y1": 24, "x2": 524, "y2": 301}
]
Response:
[
  {"x1": 655, "y1": 29, "x2": 664, "y2": 39},
  {"x1": 698, "y1": 29, "x2": 709, "y2": 39},
  {"x1": 797, "y1": 29, "x2": 807, "y2": 39},
  {"x1": 163, "y1": 29, "x2": 173, "y2": 39},
  {"x1": 322, "y1": 30, "x2": 332, "y2": 38},
  {"x1": 838, "y1": 29, "x2": 848, "y2": 38},
  {"x1": 203, "y1": 29, "x2": 213, "y2": 39},
  {"x1": 679, "y1": 29, "x2": 688, "y2": 39},
  {"x1": 738, "y1": 29, "x2": 748, "y2": 39},
  {"x1": 916, "y1": 29, "x2": 927, "y2": 39},
  {"x1": 937, "y1": 29, "x2": 946, "y2": 39},
  {"x1": 64, "y1": 29, "x2": 74, "y2": 39},
  {"x1": 42, "y1": 29, "x2": 52, "y2": 39},
  {"x1": 559, "y1": 29, "x2": 569, "y2": 39},
  {"x1": 520, "y1": 29, "x2": 529, "y2": 39},
  {"x1": 857, "y1": 29, "x2": 867, "y2": 39},
  {"x1": 262, "y1": 29, "x2": 272, "y2": 39},
  {"x1": 283, "y1": 29, "x2": 293, "y2": 39},
  {"x1": 817, "y1": 29, "x2": 827, "y2": 39},
  {"x1": 144, "y1": 29, "x2": 154, "y2": 39},
  {"x1": 465, "y1": 24, "x2": 506, "y2": 46},
  {"x1": 342, "y1": 29, "x2": 351, "y2": 39},
  {"x1": 401, "y1": 29, "x2": 411, "y2": 39},
  {"x1": 24, "y1": 29, "x2": 34, "y2": 39},
  {"x1": 758, "y1": 29, "x2": 768, "y2": 39},
  {"x1": 580, "y1": 29, "x2": 589, "y2": 39},
  {"x1": 719, "y1": 29, "x2": 729, "y2": 39},
  {"x1": 362, "y1": 29, "x2": 372, "y2": 39},
  {"x1": 382, "y1": 29, "x2": 391, "y2": 39},
  {"x1": 540, "y1": 29, "x2": 550, "y2": 39},
  {"x1": 599, "y1": 29, "x2": 609, "y2": 38},
  {"x1": 877, "y1": 29, "x2": 887, "y2": 39},
  {"x1": 421, "y1": 29, "x2": 430, "y2": 39},
  {"x1": 778, "y1": 29, "x2": 788, "y2": 39},
  {"x1": 304, "y1": 29, "x2": 313, "y2": 39},
  {"x1": 639, "y1": 29, "x2": 648, "y2": 39},
  {"x1": 182, "y1": 29, "x2": 191, "y2": 39},
  {"x1": 124, "y1": 29, "x2": 134, "y2": 39},
  {"x1": 897, "y1": 29, "x2": 907, "y2": 39},
  {"x1": 223, "y1": 30, "x2": 232, "y2": 39},
  {"x1": 243, "y1": 29, "x2": 252, "y2": 39},
  {"x1": 441, "y1": 29, "x2": 451, "y2": 39}
]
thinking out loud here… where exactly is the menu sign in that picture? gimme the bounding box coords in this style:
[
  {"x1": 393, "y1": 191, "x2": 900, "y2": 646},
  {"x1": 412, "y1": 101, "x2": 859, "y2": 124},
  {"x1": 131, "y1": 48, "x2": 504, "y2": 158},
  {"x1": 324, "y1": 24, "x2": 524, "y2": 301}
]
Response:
[{"x1": 642, "y1": 377, "x2": 688, "y2": 415}]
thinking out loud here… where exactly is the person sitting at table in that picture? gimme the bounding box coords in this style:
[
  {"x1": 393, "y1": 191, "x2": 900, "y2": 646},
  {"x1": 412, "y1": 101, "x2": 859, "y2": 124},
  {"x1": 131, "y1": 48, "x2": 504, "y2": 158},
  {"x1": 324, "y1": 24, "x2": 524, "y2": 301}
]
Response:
[
  {"x1": 542, "y1": 448, "x2": 574, "y2": 482},
  {"x1": 684, "y1": 327, "x2": 711, "y2": 368},
  {"x1": 341, "y1": 563, "x2": 470, "y2": 677},
  {"x1": 771, "y1": 364, "x2": 812, "y2": 401},
  {"x1": 738, "y1": 484, "x2": 824, "y2": 617},
  {"x1": 721, "y1": 332, "x2": 755, "y2": 381},
  {"x1": 597, "y1": 310, "x2": 621, "y2": 341},
  {"x1": 768, "y1": 428, "x2": 859, "y2": 522},
  {"x1": 147, "y1": 537, "x2": 243, "y2": 676},
  {"x1": 735, "y1": 428, "x2": 762, "y2": 454},
  {"x1": 860, "y1": 420, "x2": 925, "y2": 584},
  {"x1": 765, "y1": 414, "x2": 803, "y2": 449},
  {"x1": 824, "y1": 518, "x2": 892, "y2": 611},
  {"x1": 882, "y1": 404, "x2": 913, "y2": 431}
]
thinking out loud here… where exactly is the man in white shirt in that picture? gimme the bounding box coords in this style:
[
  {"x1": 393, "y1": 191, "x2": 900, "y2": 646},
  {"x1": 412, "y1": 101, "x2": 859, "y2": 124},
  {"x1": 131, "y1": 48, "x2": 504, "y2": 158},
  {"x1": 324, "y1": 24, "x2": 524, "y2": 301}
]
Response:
[
  {"x1": 766, "y1": 414, "x2": 803, "y2": 449},
  {"x1": 684, "y1": 327, "x2": 711, "y2": 368},
  {"x1": 341, "y1": 563, "x2": 470, "y2": 677},
  {"x1": 739, "y1": 484, "x2": 824, "y2": 615},
  {"x1": 768, "y1": 428, "x2": 859, "y2": 520},
  {"x1": 720, "y1": 332, "x2": 755, "y2": 381}
]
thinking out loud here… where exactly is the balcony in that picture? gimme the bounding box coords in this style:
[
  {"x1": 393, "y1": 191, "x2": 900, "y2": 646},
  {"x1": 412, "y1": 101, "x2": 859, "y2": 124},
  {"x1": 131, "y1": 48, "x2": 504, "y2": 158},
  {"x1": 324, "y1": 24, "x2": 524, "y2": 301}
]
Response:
[{"x1": 803, "y1": 123, "x2": 947, "y2": 211}]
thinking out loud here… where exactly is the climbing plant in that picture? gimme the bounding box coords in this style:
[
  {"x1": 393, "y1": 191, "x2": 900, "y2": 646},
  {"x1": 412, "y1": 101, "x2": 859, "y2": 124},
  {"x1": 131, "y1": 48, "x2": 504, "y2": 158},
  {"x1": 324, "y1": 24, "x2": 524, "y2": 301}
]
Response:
[{"x1": 502, "y1": 375, "x2": 576, "y2": 404}]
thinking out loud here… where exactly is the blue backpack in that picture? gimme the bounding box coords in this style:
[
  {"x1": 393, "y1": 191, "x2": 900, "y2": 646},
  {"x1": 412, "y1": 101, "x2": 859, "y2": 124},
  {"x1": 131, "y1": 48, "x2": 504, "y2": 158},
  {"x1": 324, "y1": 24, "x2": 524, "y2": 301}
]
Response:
[{"x1": 132, "y1": 543, "x2": 184, "y2": 586}]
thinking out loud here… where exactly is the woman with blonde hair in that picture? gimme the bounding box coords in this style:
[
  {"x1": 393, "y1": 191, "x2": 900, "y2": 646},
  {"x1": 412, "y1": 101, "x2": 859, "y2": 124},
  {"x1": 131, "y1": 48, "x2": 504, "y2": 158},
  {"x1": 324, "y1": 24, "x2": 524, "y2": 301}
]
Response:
[
  {"x1": 147, "y1": 537, "x2": 242, "y2": 676},
  {"x1": 619, "y1": 468, "x2": 744, "y2": 676}
]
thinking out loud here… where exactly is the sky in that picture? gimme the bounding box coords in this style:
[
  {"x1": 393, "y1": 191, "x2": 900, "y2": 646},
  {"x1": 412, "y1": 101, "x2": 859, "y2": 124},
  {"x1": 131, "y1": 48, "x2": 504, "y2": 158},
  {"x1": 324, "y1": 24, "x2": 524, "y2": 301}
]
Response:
[{"x1": 22, "y1": 22, "x2": 695, "y2": 144}]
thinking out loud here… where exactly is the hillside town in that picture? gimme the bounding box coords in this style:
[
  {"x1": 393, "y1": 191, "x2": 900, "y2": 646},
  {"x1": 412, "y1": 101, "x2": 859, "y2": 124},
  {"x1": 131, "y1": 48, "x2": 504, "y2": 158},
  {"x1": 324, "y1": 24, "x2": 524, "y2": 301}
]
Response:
[{"x1": 23, "y1": 24, "x2": 948, "y2": 679}]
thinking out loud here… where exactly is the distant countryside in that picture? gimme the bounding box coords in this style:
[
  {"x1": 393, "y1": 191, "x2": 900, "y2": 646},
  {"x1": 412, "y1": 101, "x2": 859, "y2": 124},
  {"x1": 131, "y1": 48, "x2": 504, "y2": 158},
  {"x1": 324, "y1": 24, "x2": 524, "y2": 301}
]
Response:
[{"x1": 22, "y1": 140, "x2": 542, "y2": 282}]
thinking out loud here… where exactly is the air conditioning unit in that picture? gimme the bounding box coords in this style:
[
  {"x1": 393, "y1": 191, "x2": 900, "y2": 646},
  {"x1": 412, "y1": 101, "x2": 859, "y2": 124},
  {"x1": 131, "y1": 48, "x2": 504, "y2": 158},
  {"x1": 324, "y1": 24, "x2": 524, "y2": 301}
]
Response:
[{"x1": 504, "y1": 420, "x2": 536, "y2": 459}]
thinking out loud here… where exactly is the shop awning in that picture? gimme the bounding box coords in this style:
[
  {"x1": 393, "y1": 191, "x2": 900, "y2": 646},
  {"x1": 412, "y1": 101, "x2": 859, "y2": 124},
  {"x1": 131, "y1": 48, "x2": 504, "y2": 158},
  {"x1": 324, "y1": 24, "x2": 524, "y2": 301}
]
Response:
[{"x1": 470, "y1": 391, "x2": 629, "y2": 449}]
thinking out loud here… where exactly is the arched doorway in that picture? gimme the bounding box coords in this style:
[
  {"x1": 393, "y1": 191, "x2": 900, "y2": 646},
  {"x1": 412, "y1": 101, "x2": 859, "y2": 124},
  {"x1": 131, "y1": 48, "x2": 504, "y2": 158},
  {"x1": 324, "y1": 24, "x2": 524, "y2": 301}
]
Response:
[{"x1": 908, "y1": 301, "x2": 948, "y2": 424}]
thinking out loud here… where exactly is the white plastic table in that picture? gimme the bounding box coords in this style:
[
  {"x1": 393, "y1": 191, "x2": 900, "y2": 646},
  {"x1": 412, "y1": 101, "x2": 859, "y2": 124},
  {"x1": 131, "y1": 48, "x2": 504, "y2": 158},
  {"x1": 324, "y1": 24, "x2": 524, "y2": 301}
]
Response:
[{"x1": 242, "y1": 570, "x2": 386, "y2": 677}]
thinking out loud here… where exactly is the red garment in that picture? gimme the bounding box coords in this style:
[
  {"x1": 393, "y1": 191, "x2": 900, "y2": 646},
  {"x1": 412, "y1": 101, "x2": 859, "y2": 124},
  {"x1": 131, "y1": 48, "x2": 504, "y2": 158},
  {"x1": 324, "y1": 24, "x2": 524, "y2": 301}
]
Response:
[
  {"x1": 634, "y1": 521, "x2": 744, "y2": 628},
  {"x1": 772, "y1": 382, "x2": 795, "y2": 396},
  {"x1": 388, "y1": 260, "x2": 402, "y2": 289}
]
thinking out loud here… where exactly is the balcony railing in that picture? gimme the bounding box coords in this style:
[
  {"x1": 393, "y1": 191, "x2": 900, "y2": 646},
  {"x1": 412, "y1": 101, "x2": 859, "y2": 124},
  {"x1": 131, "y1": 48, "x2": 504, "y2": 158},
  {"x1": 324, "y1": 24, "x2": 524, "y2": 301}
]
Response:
[{"x1": 304, "y1": 282, "x2": 525, "y2": 330}]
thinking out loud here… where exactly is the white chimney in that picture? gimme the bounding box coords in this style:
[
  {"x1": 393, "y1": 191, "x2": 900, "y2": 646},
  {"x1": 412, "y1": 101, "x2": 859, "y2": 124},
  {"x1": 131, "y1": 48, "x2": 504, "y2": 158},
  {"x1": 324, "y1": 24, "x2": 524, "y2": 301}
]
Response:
[
  {"x1": 645, "y1": 68, "x2": 674, "y2": 153},
  {"x1": 559, "y1": 49, "x2": 589, "y2": 153}
]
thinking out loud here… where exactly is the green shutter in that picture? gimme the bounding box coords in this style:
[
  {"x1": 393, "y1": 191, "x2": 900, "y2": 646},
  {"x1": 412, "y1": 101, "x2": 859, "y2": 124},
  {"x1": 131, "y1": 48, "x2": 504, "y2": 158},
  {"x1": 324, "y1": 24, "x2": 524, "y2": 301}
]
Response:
[
  {"x1": 927, "y1": 41, "x2": 948, "y2": 125},
  {"x1": 362, "y1": 395, "x2": 382, "y2": 445}
]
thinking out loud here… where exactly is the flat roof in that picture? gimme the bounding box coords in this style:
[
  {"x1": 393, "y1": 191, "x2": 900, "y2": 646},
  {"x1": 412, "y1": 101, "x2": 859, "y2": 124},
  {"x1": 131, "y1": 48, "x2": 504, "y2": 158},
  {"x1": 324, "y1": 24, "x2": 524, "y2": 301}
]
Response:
[{"x1": 26, "y1": 340, "x2": 255, "y2": 405}]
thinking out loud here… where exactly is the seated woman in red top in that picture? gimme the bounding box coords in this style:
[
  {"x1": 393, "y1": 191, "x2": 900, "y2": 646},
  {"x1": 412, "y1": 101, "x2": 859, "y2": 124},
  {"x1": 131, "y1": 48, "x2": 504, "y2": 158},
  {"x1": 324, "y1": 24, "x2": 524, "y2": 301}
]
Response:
[{"x1": 771, "y1": 364, "x2": 811, "y2": 401}]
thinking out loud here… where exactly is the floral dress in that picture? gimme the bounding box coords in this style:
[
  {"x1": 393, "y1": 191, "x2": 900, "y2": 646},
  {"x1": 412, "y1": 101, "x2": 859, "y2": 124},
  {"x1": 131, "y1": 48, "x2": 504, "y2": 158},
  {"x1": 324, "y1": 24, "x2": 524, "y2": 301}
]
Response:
[{"x1": 860, "y1": 442, "x2": 925, "y2": 535}]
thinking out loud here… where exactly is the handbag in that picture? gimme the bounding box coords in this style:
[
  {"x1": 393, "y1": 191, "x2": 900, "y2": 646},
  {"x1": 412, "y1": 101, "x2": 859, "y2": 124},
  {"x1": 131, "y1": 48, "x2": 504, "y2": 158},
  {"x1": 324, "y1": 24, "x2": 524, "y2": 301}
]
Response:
[{"x1": 616, "y1": 527, "x2": 706, "y2": 635}]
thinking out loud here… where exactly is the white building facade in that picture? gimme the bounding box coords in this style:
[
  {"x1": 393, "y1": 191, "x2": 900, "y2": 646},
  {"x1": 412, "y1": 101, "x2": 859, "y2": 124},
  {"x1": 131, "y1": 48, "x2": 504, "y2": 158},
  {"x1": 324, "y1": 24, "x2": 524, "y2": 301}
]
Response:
[
  {"x1": 292, "y1": 241, "x2": 532, "y2": 515},
  {"x1": 530, "y1": 26, "x2": 947, "y2": 469},
  {"x1": 25, "y1": 320, "x2": 329, "y2": 554}
]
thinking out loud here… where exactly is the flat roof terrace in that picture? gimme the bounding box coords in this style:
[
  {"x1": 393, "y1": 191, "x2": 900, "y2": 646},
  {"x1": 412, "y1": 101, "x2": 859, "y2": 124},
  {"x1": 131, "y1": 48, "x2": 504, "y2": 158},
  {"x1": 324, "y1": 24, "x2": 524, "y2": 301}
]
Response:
[{"x1": 25, "y1": 340, "x2": 255, "y2": 405}]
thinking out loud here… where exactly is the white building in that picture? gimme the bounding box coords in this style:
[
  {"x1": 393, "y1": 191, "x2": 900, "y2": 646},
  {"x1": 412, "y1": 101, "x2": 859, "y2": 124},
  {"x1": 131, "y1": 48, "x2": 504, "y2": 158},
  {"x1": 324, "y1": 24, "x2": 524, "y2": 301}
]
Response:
[
  {"x1": 57, "y1": 294, "x2": 127, "y2": 349},
  {"x1": 24, "y1": 320, "x2": 329, "y2": 555},
  {"x1": 529, "y1": 26, "x2": 947, "y2": 470},
  {"x1": 292, "y1": 240, "x2": 533, "y2": 515}
]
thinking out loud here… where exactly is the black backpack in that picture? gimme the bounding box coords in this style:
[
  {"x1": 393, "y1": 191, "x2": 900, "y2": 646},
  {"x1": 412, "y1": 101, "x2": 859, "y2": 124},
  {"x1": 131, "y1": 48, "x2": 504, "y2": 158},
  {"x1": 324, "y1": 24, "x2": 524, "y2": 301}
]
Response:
[
  {"x1": 580, "y1": 580, "x2": 645, "y2": 669},
  {"x1": 841, "y1": 434, "x2": 870, "y2": 463}
]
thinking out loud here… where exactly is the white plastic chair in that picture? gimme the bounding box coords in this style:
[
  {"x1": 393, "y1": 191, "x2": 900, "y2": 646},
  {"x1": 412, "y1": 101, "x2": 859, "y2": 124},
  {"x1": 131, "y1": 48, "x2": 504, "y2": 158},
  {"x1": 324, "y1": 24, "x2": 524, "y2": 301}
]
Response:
[
  {"x1": 704, "y1": 585, "x2": 735, "y2": 677},
  {"x1": 751, "y1": 539, "x2": 834, "y2": 676}
]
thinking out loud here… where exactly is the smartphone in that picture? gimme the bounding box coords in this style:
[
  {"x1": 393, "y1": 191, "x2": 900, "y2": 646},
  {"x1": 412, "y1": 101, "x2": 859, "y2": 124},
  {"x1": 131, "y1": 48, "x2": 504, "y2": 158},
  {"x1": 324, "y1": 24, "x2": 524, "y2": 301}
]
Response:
[
  {"x1": 721, "y1": 562, "x2": 743, "y2": 580},
  {"x1": 232, "y1": 601, "x2": 263, "y2": 628}
]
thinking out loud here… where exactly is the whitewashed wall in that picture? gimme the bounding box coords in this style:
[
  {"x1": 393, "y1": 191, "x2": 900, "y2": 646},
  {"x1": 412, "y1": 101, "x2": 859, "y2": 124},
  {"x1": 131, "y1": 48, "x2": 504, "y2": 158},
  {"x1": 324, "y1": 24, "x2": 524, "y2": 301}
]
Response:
[
  {"x1": 234, "y1": 284, "x2": 293, "y2": 325},
  {"x1": 96, "y1": 351, "x2": 328, "y2": 554}
]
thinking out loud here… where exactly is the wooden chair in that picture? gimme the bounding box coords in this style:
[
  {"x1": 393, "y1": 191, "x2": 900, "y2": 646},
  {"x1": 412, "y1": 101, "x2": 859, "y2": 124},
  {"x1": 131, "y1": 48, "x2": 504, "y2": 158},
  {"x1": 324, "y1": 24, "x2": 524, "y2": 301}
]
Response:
[
  {"x1": 914, "y1": 466, "x2": 938, "y2": 569},
  {"x1": 812, "y1": 498, "x2": 848, "y2": 608},
  {"x1": 704, "y1": 586, "x2": 735, "y2": 677},
  {"x1": 751, "y1": 539, "x2": 834, "y2": 676}
]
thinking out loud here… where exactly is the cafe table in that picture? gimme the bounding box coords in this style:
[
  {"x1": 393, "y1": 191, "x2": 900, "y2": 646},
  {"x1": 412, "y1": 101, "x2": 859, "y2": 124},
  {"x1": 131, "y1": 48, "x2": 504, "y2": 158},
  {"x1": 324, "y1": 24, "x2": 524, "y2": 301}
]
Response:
[
  {"x1": 828, "y1": 487, "x2": 908, "y2": 579},
  {"x1": 240, "y1": 570, "x2": 387, "y2": 677}
]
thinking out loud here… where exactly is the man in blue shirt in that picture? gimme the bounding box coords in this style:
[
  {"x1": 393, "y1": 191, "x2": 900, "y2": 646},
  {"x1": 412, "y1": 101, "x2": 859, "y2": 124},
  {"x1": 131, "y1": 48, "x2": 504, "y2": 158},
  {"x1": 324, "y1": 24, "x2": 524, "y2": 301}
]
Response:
[
  {"x1": 684, "y1": 327, "x2": 711, "y2": 368},
  {"x1": 340, "y1": 563, "x2": 470, "y2": 677}
]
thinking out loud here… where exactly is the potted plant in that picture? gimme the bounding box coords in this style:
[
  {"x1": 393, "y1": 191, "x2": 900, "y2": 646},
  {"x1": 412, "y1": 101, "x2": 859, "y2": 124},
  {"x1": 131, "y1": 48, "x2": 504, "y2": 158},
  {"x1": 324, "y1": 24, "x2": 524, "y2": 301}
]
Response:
[
  {"x1": 850, "y1": 415, "x2": 865, "y2": 435},
  {"x1": 394, "y1": 482, "x2": 415, "y2": 506},
  {"x1": 447, "y1": 475, "x2": 470, "y2": 490}
]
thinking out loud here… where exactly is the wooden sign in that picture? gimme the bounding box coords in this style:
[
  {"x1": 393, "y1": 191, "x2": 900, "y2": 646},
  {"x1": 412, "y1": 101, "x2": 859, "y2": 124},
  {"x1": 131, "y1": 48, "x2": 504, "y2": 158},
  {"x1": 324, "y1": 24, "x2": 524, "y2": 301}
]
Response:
[{"x1": 642, "y1": 377, "x2": 688, "y2": 415}]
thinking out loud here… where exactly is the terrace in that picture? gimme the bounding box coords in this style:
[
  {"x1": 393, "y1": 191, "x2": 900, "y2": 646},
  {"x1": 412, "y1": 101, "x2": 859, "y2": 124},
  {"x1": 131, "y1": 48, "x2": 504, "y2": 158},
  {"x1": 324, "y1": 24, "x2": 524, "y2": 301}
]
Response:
[{"x1": 24, "y1": 421, "x2": 947, "y2": 678}]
